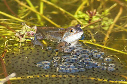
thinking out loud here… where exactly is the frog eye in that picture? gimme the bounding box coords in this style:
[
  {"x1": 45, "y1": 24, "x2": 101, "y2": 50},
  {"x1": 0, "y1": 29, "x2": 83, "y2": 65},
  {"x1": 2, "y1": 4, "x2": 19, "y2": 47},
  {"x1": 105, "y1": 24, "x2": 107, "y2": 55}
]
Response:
[{"x1": 70, "y1": 28, "x2": 75, "y2": 33}]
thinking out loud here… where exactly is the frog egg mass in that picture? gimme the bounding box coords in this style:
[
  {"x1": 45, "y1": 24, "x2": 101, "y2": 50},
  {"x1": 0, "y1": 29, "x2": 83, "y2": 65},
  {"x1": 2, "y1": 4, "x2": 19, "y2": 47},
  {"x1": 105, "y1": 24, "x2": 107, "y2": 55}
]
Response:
[{"x1": 3, "y1": 40, "x2": 126, "y2": 84}]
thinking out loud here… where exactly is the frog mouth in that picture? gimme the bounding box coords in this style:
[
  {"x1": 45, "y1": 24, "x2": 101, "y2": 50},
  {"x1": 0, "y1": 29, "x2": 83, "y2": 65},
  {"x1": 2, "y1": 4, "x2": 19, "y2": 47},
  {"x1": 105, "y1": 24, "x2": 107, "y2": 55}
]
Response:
[{"x1": 63, "y1": 31, "x2": 83, "y2": 43}]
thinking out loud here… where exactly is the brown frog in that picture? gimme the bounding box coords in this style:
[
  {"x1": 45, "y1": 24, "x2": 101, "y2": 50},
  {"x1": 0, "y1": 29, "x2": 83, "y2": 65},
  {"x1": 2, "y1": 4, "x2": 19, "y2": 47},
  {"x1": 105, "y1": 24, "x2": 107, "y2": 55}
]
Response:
[{"x1": 33, "y1": 24, "x2": 83, "y2": 51}]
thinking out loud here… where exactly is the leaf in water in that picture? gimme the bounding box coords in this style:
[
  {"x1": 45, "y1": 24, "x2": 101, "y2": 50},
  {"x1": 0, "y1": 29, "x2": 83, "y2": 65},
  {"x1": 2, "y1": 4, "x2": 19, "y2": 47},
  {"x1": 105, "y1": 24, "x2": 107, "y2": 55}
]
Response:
[{"x1": 103, "y1": 27, "x2": 109, "y2": 30}]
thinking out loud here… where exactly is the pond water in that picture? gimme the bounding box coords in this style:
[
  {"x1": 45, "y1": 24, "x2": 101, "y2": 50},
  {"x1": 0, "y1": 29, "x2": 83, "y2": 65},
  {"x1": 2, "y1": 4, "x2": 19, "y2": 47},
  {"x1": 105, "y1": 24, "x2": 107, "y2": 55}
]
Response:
[{"x1": 0, "y1": 0, "x2": 127, "y2": 84}]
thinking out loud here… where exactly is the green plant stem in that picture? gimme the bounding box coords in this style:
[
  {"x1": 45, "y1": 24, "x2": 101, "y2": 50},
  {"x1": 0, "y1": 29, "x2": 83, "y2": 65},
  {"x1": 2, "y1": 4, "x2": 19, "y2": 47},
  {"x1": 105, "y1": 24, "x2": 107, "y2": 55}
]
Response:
[
  {"x1": 107, "y1": 3, "x2": 117, "y2": 12},
  {"x1": 0, "y1": 11, "x2": 24, "y2": 22},
  {"x1": 26, "y1": 0, "x2": 43, "y2": 25},
  {"x1": 97, "y1": 0, "x2": 105, "y2": 12},
  {"x1": 80, "y1": 40, "x2": 127, "y2": 55},
  {"x1": 0, "y1": 23, "x2": 16, "y2": 32},
  {"x1": 39, "y1": 0, "x2": 43, "y2": 25},
  {"x1": 112, "y1": 0, "x2": 127, "y2": 7},
  {"x1": 87, "y1": 30, "x2": 96, "y2": 42},
  {"x1": 15, "y1": 0, "x2": 61, "y2": 28},
  {"x1": 114, "y1": 24, "x2": 127, "y2": 32},
  {"x1": 21, "y1": 10, "x2": 31, "y2": 19},
  {"x1": 40, "y1": 0, "x2": 43, "y2": 15},
  {"x1": 98, "y1": 3, "x2": 117, "y2": 14},
  {"x1": 104, "y1": 6, "x2": 123, "y2": 45},
  {"x1": 75, "y1": 0, "x2": 89, "y2": 15},
  {"x1": 41, "y1": 0, "x2": 82, "y2": 24},
  {"x1": 82, "y1": 19, "x2": 102, "y2": 28}
]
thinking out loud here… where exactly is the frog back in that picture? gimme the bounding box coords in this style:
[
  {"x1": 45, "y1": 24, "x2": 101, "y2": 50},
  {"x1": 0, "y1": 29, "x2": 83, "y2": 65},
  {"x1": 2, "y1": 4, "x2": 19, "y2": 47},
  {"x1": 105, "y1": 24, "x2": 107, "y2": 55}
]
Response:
[{"x1": 36, "y1": 27, "x2": 65, "y2": 42}]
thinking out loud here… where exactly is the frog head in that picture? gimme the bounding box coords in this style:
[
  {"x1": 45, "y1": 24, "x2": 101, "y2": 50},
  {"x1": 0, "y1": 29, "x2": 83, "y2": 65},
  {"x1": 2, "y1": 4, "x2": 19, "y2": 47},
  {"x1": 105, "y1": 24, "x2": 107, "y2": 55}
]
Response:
[{"x1": 62, "y1": 24, "x2": 83, "y2": 45}]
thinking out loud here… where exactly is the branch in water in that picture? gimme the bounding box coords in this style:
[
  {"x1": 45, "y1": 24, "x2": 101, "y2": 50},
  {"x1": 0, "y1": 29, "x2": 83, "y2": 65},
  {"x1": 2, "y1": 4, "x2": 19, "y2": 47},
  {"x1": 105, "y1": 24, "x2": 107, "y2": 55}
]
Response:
[
  {"x1": 82, "y1": 19, "x2": 102, "y2": 28},
  {"x1": 103, "y1": 6, "x2": 123, "y2": 46},
  {"x1": 3, "y1": 0, "x2": 18, "y2": 17}
]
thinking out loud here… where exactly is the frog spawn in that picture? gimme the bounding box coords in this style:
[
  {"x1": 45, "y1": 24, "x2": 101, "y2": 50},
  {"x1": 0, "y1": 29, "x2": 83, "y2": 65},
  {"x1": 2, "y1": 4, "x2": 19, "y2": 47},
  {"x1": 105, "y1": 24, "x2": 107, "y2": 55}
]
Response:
[
  {"x1": 36, "y1": 48, "x2": 119, "y2": 73},
  {"x1": 3, "y1": 42, "x2": 127, "y2": 84}
]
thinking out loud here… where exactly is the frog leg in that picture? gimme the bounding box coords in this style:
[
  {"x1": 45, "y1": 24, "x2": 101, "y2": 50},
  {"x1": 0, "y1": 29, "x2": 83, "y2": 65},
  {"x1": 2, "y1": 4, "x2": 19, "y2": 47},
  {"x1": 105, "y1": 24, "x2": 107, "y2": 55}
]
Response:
[
  {"x1": 31, "y1": 34, "x2": 43, "y2": 49},
  {"x1": 56, "y1": 41, "x2": 70, "y2": 52}
]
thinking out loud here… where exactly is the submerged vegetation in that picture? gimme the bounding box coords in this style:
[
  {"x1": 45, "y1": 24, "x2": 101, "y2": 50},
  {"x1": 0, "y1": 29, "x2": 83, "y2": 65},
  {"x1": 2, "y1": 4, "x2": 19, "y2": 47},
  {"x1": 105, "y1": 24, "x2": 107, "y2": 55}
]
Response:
[{"x1": 0, "y1": 0, "x2": 127, "y2": 56}]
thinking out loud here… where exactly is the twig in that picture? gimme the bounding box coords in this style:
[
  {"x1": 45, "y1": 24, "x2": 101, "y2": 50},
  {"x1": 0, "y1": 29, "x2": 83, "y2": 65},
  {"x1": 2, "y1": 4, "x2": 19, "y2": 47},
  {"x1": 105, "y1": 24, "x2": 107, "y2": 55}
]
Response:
[
  {"x1": 114, "y1": 24, "x2": 127, "y2": 32},
  {"x1": 0, "y1": 72, "x2": 5, "y2": 76},
  {"x1": 87, "y1": 30, "x2": 96, "y2": 42},
  {"x1": 41, "y1": 0, "x2": 82, "y2": 24},
  {"x1": 82, "y1": 19, "x2": 102, "y2": 28},
  {"x1": 20, "y1": 10, "x2": 31, "y2": 19},
  {"x1": 80, "y1": 40, "x2": 127, "y2": 55},
  {"x1": 3, "y1": 0, "x2": 18, "y2": 17},
  {"x1": 0, "y1": 11, "x2": 24, "y2": 22},
  {"x1": 103, "y1": 6, "x2": 123, "y2": 45},
  {"x1": 112, "y1": 0, "x2": 127, "y2": 7},
  {"x1": 15, "y1": 0, "x2": 61, "y2": 28},
  {"x1": 0, "y1": 73, "x2": 16, "y2": 84},
  {"x1": 0, "y1": 56, "x2": 11, "y2": 84},
  {"x1": 109, "y1": 3, "x2": 117, "y2": 11},
  {"x1": 97, "y1": 0, "x2": 105, "y2": 12}
]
